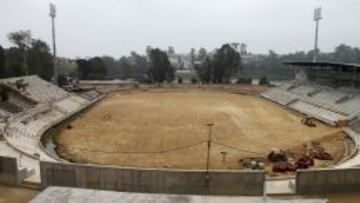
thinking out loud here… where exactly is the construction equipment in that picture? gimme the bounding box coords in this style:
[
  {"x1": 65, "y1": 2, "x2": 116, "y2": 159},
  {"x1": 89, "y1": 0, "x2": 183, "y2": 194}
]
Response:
[
  {"x1": 301, "y1": 116, "x2": 316, "y2": 127},
  {"x1": 267, "y1": 149, "x2": 287, "y2": 162}
]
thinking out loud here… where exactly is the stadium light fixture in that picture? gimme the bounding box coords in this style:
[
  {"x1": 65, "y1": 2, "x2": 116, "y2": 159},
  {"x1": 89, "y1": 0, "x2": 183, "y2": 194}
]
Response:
[
  {"x1": 313, "y1": 7, "x2": 322, "y2": 62},
  {"x1": 49, "y1": 3, "x2": 58, "y2": 85}
]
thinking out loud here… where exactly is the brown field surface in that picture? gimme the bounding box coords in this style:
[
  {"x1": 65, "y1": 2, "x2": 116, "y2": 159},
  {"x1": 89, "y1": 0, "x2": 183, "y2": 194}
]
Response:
[
  {"x1": 0, "y1": 184, "x2": 39, "y2": 203},
  {"x1": 55, "y1": 90, "x2": 346, "y2": 171}
]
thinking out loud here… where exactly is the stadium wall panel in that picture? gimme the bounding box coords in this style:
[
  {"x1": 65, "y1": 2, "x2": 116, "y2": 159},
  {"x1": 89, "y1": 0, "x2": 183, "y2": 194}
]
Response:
[
  {"x1": 0, "y1": 156, "x2": 26, "y2": 184},
  {"x1": 296, "y1": 168, "x2": 360, "y2": 194},
  {"x1": 40, "y1": 161, "x2": 265, "y2": 196}
]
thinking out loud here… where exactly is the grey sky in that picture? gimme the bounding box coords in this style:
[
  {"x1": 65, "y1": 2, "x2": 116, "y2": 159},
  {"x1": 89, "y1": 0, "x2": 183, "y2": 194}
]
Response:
[{"x1": 1, "y1": 0, "x2": 359, "y2": 58}]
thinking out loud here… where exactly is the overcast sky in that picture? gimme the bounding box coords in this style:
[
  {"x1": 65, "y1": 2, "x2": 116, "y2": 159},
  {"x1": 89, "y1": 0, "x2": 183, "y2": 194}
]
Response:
[{"x1": 1, "y1": 0, "x2": 359, "y2": 58}]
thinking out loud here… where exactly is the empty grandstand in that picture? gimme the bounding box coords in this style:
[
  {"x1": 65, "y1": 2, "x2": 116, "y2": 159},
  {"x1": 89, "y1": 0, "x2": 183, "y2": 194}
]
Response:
[
  {"x1": 0, "y1": 75, "x2": 102, "y2": 182},
  {"x1": 261, "y1": 62, "x2": 360, "y2": 127}
]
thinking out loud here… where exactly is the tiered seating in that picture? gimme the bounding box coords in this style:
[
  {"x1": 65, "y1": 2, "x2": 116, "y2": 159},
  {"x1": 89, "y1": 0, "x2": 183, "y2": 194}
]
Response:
[
  {"x1": 261, "y1": 88, "x2": 298, "y2": 105},
  {"x1": 81, "y1": 90, "x2": 102, "y2": 101},
  {"x1": 337, "y1": 97, "x2": 360, "y2": 116},
  {"x1": 0, "y1": 101, "x2": 22, "y2": 113},
  {"x1": 0, "y1": 75, "x2": 103, "y2": 182},
  {"x1": 278, "y1": 81, "x2": 298, "y2": 90},
  {"x1": 262, "y1": 81, "x2": 360, "y2": 126},
  {"x1": 289, "y1": 101, "x2": 347, "y2": 125},
  {"x1": 7, "y1": 93, "x2": 36, "y2": 110},
  {"x1": 290, "y1": 85, "x2": 317, "y2": 97},
  {"x1": 0, "y1": 75, "x2": 71, "y2": 103},
  {"x1": 4, "y1": 107, "x2": 64, "y2": 158},
  {"x1": 53, "y1": 95, "x2": 89, "y2": 115}
]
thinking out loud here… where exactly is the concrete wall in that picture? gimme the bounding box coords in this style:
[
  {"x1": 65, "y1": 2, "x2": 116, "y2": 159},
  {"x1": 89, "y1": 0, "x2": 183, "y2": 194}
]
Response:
[
  {"x1": 40, "y1": 161, "x2": 265, "y2": 196},
  {"x1": 0, "y1": 155, "x2": 24, "y2": 184},
  {"x1": 296, "y1": 168, "x2": 360, "y2": 194}
]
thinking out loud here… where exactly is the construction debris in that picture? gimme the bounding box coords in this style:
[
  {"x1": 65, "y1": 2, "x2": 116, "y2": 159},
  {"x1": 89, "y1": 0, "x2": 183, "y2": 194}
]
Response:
[
  {"x1": 272, "y1": 162, "x2": 296, "y2": 173},
  {"x1": 271, "y1": 142, "x2": 333, "y2": 173},
  {"x1": 267, "y1": 149, "x2": 287, "y2": 162},
  {"x1": 301, "y1": 116, "x2": 317, "y2": 127},
  {"x1": 309, "y1": 144, "x2": 333, "y2": 160}
]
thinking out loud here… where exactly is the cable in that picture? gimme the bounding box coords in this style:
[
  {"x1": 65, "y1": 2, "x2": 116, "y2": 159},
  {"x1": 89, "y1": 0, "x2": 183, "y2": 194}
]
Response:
[
  {"x1": 211, "y1": 141, "x2": 264, "y2": 156},
  {"x1": 68, "y1": 140, "x2": 207, "y2": 154}
]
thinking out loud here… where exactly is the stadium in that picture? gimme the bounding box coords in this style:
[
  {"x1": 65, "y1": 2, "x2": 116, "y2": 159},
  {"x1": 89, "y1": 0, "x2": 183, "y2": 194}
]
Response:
[{"x1": 1, "y1": 61, "x2": 360, "y2": 199}]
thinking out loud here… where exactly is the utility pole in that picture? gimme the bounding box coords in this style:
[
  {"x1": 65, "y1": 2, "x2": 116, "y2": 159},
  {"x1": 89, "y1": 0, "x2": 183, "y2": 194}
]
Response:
[
  {"x1": 313, "y1": 7, "x2": 322, "y2": 62},
  {"x1": 205, "y1": 123, "x2": 214, "y2": 187},
  {"x1": 49, "y1": 3, "x2": 58, "y2": 85}
]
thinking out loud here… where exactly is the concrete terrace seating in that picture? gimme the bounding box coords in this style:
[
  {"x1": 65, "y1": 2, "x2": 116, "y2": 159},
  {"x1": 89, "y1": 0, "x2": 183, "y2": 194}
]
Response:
[
  {"x1": 0, "y1": 101, "x2": 22, "y2": 113},
  {"x1": 277, "y1": 81, "x2": 299, "y2": 90},
  {"x1": 53, "y1": 95, "x2": 89, "y2": 115},
  {"x1": 4, "y1": 107, "x2": 64, "y2": 160},
  {"x1": 337, "y1": 97, "x2": 360, "y2": 116},
  {"x1": 261, "y1": 88, "x2": 298, "y2": 106},
  {"x1": 0, "y1": 75, "x2": 71, "y2": 103},
  {"x1": 289, "y1": 101, "x2": 347, "y2": 125},
  {"x1": 290, "y1": 85, "x2": 317, "y2": 97},
  {"x1": 261, "y1": 81, "x2": 360, "y2": 126},
  {"x1": 81, "y1": 90, "x2": 102, "y2": 101}
]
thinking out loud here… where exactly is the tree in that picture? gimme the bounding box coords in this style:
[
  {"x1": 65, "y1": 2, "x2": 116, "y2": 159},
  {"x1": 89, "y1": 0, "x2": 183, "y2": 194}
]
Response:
[
  {"x1": 128, "y1": 52, "x2": 147, "y2": 81},
  {"x1": 195, "y1": 57, "x2": 212, "y2": 83},
  {"x1": 102, "y1": 56, "x2": 121, "y2": 79},
  {"x1": 211, "y1": 44, "x2": 241, "y2": 83},
  {"x1": 58, "y1": 74, "x2": 68, "y2": 86},
  {"x1": 197, "y1": 48, "x2": 207, "y2": 62},
  {"x1": 147, "y1": 48, "x2": 174, "y2": 83},
  {"x1": 28, "y1": 39, "x2": 53, "y2": 81},
  {"x1": 0, "y1": 45, "x2": 5, "y2": 78},
  {"x1": 87, "y1": 57, "x2": 107, "y2": 80},
  {"x1": 8, "y1": 30, "x2": 32, "y2": 75},
  {"x1": 76, "y1": 59, "x2": 91, "y2": 80},
  {"x1": 119, "y1": 57, "x2": 133, "y2": 79},
  {"x1": 196, "y1": 44, "x2": 241, "y2": 83},
  {"x1": 4, "y1": 47, "x2": 23, "y2": 77}
]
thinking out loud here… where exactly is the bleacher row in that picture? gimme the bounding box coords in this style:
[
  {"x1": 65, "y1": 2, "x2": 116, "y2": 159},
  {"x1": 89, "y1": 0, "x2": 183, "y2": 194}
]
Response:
[
  {"x1": 0, "y1": 75, "x2": 71, "y2": 103},
  {"x1": 81, "y1": 90, "x2": 102, "y2": 101},
  {"x1": 0, "y1": 76, "x2": 102, "y2": 162},
  {"x1": 261, "y1": 81, "x2": 360, "y2": 126}
]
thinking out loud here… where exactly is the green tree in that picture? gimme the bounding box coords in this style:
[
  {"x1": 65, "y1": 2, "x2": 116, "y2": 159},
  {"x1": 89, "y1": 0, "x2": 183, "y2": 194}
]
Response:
[
  {"x1": 147, "y1": 48, "x2": 174, "y2": 83},
  {"x1": 28, "y1": 39, "x2": 53, "y2": 81},
  {"x1": 58, "y1": 74, "x2": 68, "y2": 86},
  {"x1": 4, "y1": 47, "x2": 23, "y2": 77},
  {"x1": 197, "y1": 48, "x2": 207, "y2": 62},
  {"x1": 197, "y1": 44, "x2": 241, "y2": 83},
  {"x1": 212, "y1": 44, "x2": 241, "y2": 83},
  {"x1": 128, "y1": 52, "x2": 147, "y2": 81},
  {"x1": 77, "y1": 57, "x2": 109, "y2": 80},
  {"x1": 102, "y1": 56, "x2": 121, "y2": 79},
  {"x1": 119, "y1": 56, "x2": 133, "y2": 79},
  {"x1": 7, "y1": 30, "x2": 32, "y2": 75},
  {"x1": 0, "y1": 45, "x2": 5, "y2": 78},
  {"x1": 76, "y1": 59, "x2": 91, "y2": 80},
  {"x1": 87, "y1": 57, "x2": 107, "y2": 80},
  {"x1": 195, "y1": 57, "x2": 212, "y2": 83}
]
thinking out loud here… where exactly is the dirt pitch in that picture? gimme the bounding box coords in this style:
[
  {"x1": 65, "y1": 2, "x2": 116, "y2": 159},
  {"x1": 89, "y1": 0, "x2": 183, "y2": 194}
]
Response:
[{"x1": 56, "y1": 90, "x2": 346, "y2": 171}]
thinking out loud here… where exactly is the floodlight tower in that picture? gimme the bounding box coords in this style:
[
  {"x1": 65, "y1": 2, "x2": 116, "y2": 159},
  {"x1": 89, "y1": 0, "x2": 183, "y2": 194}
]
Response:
[
  {"x1": 49, "y1": 3, "x2": 58, "y2": 85},
  {"x1": 313, "y1": 7, "x2": 322, "y2": 62}
]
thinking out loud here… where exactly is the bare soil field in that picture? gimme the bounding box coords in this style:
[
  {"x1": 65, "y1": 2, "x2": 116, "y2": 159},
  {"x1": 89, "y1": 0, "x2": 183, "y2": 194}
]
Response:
[
  {"x1": 55, "y1": 90, "x2": 346, "y2": 171},
  {"x1": 0, "y1": 184, "x2": 39, "y2": 203}
]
